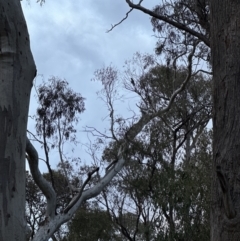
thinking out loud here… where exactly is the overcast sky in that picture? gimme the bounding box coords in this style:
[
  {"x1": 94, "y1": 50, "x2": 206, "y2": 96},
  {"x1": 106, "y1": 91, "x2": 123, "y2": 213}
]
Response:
[{"x1": 22, "y1": 0, "x2": 157, "y2": 171}]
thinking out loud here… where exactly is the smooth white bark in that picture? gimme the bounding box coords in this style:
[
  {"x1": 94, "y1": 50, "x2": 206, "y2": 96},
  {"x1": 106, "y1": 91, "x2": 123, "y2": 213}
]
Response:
[{"x1": 0, "y1": 0, "x2": 36, "y2": 240}]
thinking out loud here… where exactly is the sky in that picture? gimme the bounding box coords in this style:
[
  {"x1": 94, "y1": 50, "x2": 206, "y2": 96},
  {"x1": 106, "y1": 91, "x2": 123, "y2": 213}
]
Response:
[{"x1": 21, "y1": 0, "x2": 158, "y2": 171}]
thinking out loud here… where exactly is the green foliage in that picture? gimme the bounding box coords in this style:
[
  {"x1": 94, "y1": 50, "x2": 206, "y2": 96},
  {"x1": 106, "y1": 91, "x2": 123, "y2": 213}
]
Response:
[
  {"x1": 26, "y1": 77, "x2": 85, "y2": 238},
  {"x1": 35, "y1": 76, "x2": 85, "y2": 145},
  {"x1": 99, "y1": 64, "x2": 212, "y2": 241},
  {"x1": 26, "y1": 171, "x2": 47, "y2": 238},
  {"x1": 151, "y1": 0, "x2": 210, "y2": 66},
  {"x1": 67, "y1": 203, "x2": 116, "y2": 241}
]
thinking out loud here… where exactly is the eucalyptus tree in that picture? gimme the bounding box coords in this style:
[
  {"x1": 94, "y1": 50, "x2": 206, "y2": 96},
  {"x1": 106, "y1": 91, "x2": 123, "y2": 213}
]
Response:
[
  {"x1": 67, "y1": 202, "x2": 116, "y2": 241},
  {"x1": 111, "y1": 1, "x2": 239, "y2": 240},
  {"x1": 0, "y1": 2, "x2": 36, "y2": 240},
  {"x1": 100, "y1": 130, "x2": 211, "y2": 241},
  {"x1": 94, "y1": 62, "x2": 212, "y2": 241}
]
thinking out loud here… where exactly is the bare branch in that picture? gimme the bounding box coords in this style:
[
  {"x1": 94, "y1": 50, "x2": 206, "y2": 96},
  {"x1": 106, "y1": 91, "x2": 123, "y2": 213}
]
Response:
[
  {"x1": 27, "y1": 130, "x2": 44, "y2": 145},
  {"x1": 155, "y1": 40, "x2": 199, "y2": 113},
  {"x1": 42, "y1": 121, "x2": 55, "y2": 190},
  {"x1": 107, "y1": 8, "x2": 133, "y2": 33},
  {"x1": 84, "y1": 126, "x2": 112, "y2": 139},
  {"x1": 57, "y1": 118, "x2": 72, "y2": 196},
  {"x1": 109, "y1": 101, "x2": 119, "y2": 142},
  {"x1": 192, "y1": 69, "x2": 213, "y2": 76},
  {"x1": 26, "y1": 137, "x2": 57, "y2": 219}
]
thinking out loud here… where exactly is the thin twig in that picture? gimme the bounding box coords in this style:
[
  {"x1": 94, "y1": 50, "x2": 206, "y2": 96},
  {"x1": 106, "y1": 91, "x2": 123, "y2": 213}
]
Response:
[{"x1": 107, "y1": 8, "x2": 133, "y2": 33}]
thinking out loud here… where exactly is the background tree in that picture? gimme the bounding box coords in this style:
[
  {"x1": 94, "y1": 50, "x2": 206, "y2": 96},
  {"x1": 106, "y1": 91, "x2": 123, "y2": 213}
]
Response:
[
  {"x1": 26, "y1": 77, "x2": 85, "y2": 240},
  {"x1": 25, "y1": 75, "x2": 136, "y2": 241},
  {"x1": 122, "y1": 0, "x2": 210, "y2": 63},
  {"x1": 67, "y1": 201, "x2": 116, "y2": 241},
  {"x1": 33, "y1": 76, "x2": 85, "y2": 187},
  {"x1": 100, "y1": 130, "x2": 211, "y2": 241},
  {"x1": 92, "y1": 61, "x2": 212, "y2": 241},
  {"x1": 117, "y1": 1, "x2": 240, "y2": 240}
]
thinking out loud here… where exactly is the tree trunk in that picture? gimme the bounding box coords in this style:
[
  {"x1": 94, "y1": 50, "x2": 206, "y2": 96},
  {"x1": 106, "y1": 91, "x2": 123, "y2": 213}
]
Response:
[
  {"x1": 0, "y1": 1, "x2": 36, "y2": 240},
  {"x1": 211, "y1": 1, "x2": 240, "y2": 240}
]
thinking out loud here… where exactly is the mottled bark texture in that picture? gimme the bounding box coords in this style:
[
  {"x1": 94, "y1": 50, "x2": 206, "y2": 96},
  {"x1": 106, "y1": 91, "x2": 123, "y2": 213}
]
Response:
[
  {"x1": 211, "y1": 0, "x2": 240, "y2": 240},
  {"x1": 0, "y1": 0, "x2": 36, "y2": 240}
]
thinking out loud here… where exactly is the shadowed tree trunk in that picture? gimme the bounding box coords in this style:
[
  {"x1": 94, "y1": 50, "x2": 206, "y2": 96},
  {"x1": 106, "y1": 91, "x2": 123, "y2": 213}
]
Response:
[
  {"x1": 0, "y1": 1, "x2": 36, "y2": 240},
  {"x1": 211, "y1": 0, "x2": 240, "y2": 240}
]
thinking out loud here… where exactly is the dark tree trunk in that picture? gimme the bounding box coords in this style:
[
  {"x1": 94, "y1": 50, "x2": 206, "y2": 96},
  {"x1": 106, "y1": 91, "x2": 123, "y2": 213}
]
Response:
[
  {"x1": 0, "y1": 0, "x2": 36, "y2": 240},
  {"x1": 211, "y1": 0, "x2": 240, "y2": 240}
]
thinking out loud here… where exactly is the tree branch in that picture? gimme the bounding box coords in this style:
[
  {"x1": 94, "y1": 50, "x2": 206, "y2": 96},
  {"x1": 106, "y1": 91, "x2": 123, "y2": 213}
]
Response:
[
  {"x1": 32, "y1": 148, "x2": 127, "y2": 241},
  {"x1": 107, "y1": 8, "x2": 133, "y2": 33},
  {"x1": 64, "y1": 167, "x2": 99, "y2": 213},
  {"x1": 26, "y1": 137, "x2": 57, "y2": 219},
  {"x1": 42, "y1": 120, "x2": 55, "y2": 190},
  {"x1": 125, "y1": 0, "x2": 210, "y2": 47},
  {"x1": 126, "y1": 41, "x2": 198, "y2": 140}
]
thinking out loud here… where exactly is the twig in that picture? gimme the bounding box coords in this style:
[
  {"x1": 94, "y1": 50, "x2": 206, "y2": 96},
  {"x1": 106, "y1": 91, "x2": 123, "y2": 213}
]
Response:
[
  {"x1": 107, "y1": 8, "x2": 133, "y2": 33},
  {"x1": 84, "y1": 126, "x2": 112, "y2": 139},
  {"x1": 27, "y1": 130, "x2": 44, "y2": 145}
]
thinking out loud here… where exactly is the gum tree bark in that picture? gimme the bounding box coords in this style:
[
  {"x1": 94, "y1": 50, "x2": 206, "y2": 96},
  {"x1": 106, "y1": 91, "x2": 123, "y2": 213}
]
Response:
[
  {"x1": 0, "y1": 1, "x2": 36, "y2": 240},
  {"x1": 211, "y1": 0, "x2": 240, "y2": 240}
]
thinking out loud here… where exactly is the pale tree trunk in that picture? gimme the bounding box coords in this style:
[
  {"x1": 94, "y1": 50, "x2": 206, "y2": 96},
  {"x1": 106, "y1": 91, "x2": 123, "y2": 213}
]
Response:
[
  {"x1": 0, "y1": 1, "x2": 36, "y2": 240},
  {"x1": 211, "y1": 0, "x2": 240, "y2": 240}
]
